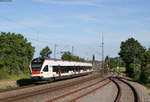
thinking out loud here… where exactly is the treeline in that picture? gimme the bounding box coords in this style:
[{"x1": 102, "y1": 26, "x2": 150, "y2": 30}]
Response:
[
  {"x1": 61, "y1": 51, "x2": 85, "y2": 61},
  {"x1": 105, "y1": 56, "x2": 125, "y2": 69},
  {"x1": 39, "y1": 47, "x2": 85, "y2": 62},
  {"x1": 119, "y1": 38, "x2": 150, "y2": 84}
]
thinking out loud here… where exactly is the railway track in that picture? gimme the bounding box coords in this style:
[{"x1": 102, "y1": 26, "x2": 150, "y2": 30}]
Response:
[
  {"x1": 110, "y1": 77, "x2": 121, "y2": 102},
  {"x1": 0, "y1": 74, "x2": 140, "y2": 102},
  {"x1": 46, "y1": 76, "x2": 140, "y2": 102},
  {"x1": 0, "y1": 78, "x2": 77, "y2": 93},
  {"x1": 0, "y1": 79, "x2": 70, "y2": 93},
  {"x1": 46, "y1": 78, "x2": 111, "y2": 102},
  {"x1": 0, "y1": 73, "x2": 104, "y2": 102},
  {"x1": 111, "y1": 77, "x2": 140, "y2": 102}
]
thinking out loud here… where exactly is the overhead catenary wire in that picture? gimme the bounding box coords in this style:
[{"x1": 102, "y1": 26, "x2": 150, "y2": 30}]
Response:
[
  {"x1": 0, "y1": 16, "x2": 95, "y2": 60},
  {"x1": 0, "y1": 16, "x2": 74, "y2": 58}
]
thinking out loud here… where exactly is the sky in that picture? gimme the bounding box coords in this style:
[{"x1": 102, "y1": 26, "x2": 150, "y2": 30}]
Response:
[{"x1": 0, "y1": 0, "x2": 150, "y2": 60}]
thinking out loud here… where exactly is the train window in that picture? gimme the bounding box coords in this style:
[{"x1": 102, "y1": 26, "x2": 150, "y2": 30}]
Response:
[
  {"x1": 73, "y1": 67, "x2": 75, "y2": 72},
  {"x1": 32, "y1": 58, "x2": 44, "y2": 63},
  {"x1": 31, "y1": 58, "x2": 44, "y2": 71},
  {"x1": 52, "y1": 66, "x2": 73, "y2": 73},
  {"x1": 52, "y1": 66, "x2": 91, "y2": 73},
  {"x1": 43, "y1": 65, "x2": 48, "y2": 72},
  {"x1": 32, "y1": 67, "x2": 41, "y2": 71},
  {"x1": 65, "y1": 66, "x2": 72, "y2": 72},
  {"x1": 53, "y1": 66, "x2": 58, "y2": 73},
  {"x1": 82, "y1": 66, "x2": 87, "y2": 71},
  {"x1": 32, "y1": 64, "x2": 42, "y2": 71},
  {"x1": 61, "y1": 66, "x2": 68, "y2": 73}
]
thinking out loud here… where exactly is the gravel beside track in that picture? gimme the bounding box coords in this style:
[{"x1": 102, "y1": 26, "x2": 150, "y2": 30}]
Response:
[
  {"x1": 0, "y1": 84, "x2": 36, "y2": 93},
  {"x1": 69, "y1": 80, "x2": 111, "y2": 102}
]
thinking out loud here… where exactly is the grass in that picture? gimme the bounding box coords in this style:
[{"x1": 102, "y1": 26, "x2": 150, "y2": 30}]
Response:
[
  {"x1": 0, "y1": 74, "x2": 30, "y2": 82},
  {"x1": 112, "y1": 67, "x2": 126, "y2": 73},
  {"x1": 145, "y1": 84, "x2": 150, "y2": 89},
  {"x1": 140, "y1": 83, "x2": 150, "y2": 96},
  {"x1": 0, "y1": 74, "x2": 31, "y2": 90},
  {"x1": 119, "y1": 67, "x2": 126, "y2": 72},
  {"x1": 0, "y1": 85, "x2": 18, "y2": 90}
]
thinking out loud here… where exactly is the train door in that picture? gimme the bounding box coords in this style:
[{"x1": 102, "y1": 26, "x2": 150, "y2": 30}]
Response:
[
  {"x1": 42, "y1": 65, "x2": 49, "y2": 78},
  {"x1": 73, "y1": 66, "x2": 76, "y2": 74}
]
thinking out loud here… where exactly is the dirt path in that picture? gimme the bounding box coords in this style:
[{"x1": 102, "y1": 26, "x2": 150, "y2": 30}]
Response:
[{"x1": 0, "y1": 81, "x2": 17, "y2": 89}]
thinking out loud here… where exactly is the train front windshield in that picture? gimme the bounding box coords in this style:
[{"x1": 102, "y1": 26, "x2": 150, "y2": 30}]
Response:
[
  {"x1": 32, "y1": 64, "x2": 42, "y2": 71},
  {"x1": 31, "y1": 58, "x2": 44, "y2": 73}
]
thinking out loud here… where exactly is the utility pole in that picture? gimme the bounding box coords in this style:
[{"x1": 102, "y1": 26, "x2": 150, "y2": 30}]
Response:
[
  {"x1": 92, "y1": 54, "x2": 95, "y2": 62},
  {"x1": 92, "y1": 54, "x2": 95, "y2": 69},
  {"x1": 101, "y1": 33, "x2": 104, "y2": 69},
  {"x1": 71, "y1": 46, "x2": 74, "y2": 55},
  {"x1": 54, "y1": 44, "x2": 57, "y2": 59}
]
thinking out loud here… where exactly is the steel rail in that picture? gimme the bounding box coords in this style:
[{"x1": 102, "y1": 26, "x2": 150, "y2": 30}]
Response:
[
  {"x1": 111, "y1": 77, "x2": 140, "y2": 102},
  {"x1": 110, "y1": 77, "x2": 121, "y2": 102},
  {"x1": 46, "y1": 78, "x2": 109, "y2": 102},
  {"x1": 68, "y1": 80, "x2": 111, "y2": 102},
  {"x1": 0, "y1": 74, "x2": 100, "y2": 102},
  {"x1": 117, "y1": 77, "x2": 140, "y2": 102}
]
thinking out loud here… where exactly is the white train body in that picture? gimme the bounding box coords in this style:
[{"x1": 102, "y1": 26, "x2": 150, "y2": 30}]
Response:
[{"x1": 30, "y1": 58, "x2": 93, "y2": 81}]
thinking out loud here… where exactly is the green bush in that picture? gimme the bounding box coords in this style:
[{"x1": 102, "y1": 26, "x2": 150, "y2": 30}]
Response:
[
  {"x1": 146, "y1": 84, "x2": 150, "y2": 88},
  {"x1": 129, "y1": 63, "x2": 141, "y2": 80},
  {"x1": 0, "y1": 32, "x2": 35, "y2": 80},
  {"x1": 0, "y1": 67, "x2": 10, "y2": 80}
]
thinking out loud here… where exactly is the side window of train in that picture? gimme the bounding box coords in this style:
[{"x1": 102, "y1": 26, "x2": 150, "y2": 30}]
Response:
[
  {"x1": 53, "y1": 66, "x2": 58, "y2": 73},
  {"x1": 43, "y1": 65, "x2": 48, "y2": 72}
]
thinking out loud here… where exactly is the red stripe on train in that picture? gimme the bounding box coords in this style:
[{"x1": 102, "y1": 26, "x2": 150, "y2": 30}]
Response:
[{"x1": 32, "y1": 71, "x2": 40, "y2": 74}]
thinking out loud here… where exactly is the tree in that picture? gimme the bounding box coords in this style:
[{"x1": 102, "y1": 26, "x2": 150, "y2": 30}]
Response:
[
  {"x1": 105, "y1": 56, "x2": 110, "y2": 69},
  {"x1": 0, "y1": 32, "x2": 35, "y2": 79},
  {"x1": 61, "y1": 51, "x2": 72, "y2": 61},
  {"x1": 105, "y1": 56, "x2": 125, "y2": 69},
  {"x1": 40, "y1": 46, "x2": 52, "y2": 58},
  {"x1": 119, "y1": 38, "x2": 145, "y2": 77},
  {"x1": 61, "y1": 51, "x2": 85, "y2": 61},
  {"x1": 140, "y1": 49, "x2": 150, "y2": 83},
  {"x1": 129, "y1": 63, "x2": 141, "y2": 80}
]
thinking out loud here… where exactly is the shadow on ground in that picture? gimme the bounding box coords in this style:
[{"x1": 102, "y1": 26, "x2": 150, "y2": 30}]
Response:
[
  {"x1": 17, "y1": 74, "x2": 89, "y2": 87},
  {"x1": 17, "y1": 78, "x2": 35, "y2": 86}
]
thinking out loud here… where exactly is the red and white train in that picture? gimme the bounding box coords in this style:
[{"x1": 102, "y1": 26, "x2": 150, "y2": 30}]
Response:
[{"x1": 30, "y1": 58, "x2": 93, "y2": 81}]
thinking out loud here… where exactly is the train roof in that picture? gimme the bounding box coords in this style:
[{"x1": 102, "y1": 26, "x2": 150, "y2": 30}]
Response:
[
  {"x1": 32, "y1": 57, "x2": 92, "y2": 66},
  {"x1": 33, "y1": 57, "x2": 89, "y2": 63}
]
